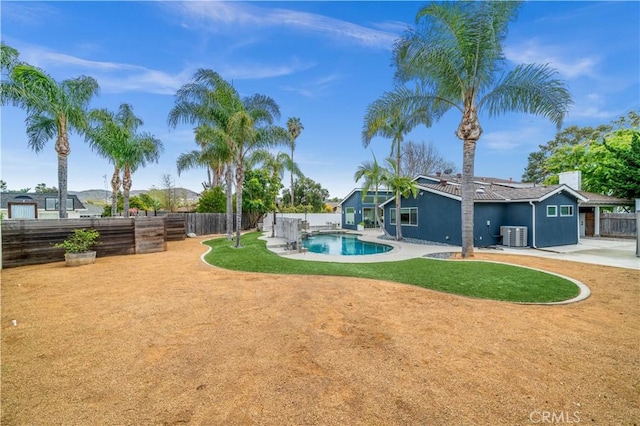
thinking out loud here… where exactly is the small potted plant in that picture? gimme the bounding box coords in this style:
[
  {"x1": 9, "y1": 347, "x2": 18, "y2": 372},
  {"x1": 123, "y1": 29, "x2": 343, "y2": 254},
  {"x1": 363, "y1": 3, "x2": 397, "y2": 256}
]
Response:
[
  {"x1": 54, "y1": 228, "x2": 101, "y2": 267},
  {"x1": 357, "y1": 221, "x2": 365, "y2": 231}
]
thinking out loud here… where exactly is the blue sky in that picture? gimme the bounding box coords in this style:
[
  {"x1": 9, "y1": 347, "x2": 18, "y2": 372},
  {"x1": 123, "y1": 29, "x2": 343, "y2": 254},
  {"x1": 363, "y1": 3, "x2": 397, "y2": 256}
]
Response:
[{"x1": 1, "y1": 1, "x2": 638, "y2": 199}]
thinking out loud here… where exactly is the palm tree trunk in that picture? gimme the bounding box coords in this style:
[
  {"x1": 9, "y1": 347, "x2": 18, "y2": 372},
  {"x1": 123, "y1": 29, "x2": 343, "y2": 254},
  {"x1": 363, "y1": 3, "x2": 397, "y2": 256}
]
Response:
[
  {"x1": 225, "y1": 163, "x2": 233, "y2": 240},
  {"x1": 57, "y1": 153, "x2": 69, "y2": 219},
  {"x1": 235, "y1": 162, "x2": 244, "y2": 248},
  {"x1": 122, "y1": 165, "x2": 132, "y2": 218},
  {"x1": 55, "y1": 121, "x2": 70, "y2": 219},
  {"x1": 395, "y1": 137, "x2": 403, "y2": 241},
  {"x1": 110, "y1": 167, "x2": 120, "y2": 216},
  {"x1": 461, "y1": 139, "x2": 476, "y2": 257},
  {"x1": 290, "y1": 146, "x2": 295, "y2": 206}
]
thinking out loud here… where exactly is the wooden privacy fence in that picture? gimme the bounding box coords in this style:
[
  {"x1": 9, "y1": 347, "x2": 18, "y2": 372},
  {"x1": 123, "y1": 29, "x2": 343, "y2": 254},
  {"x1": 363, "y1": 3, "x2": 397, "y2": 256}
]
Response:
[
  {"x1": 1, "y1": 216, "x2": 186, "y2": 269},
  {"x1": 170, "y1": 212, "x2": 251, "y2": 236},
  {"x1": 600, "y1": 213, "x2": 636, "y2": 238}
]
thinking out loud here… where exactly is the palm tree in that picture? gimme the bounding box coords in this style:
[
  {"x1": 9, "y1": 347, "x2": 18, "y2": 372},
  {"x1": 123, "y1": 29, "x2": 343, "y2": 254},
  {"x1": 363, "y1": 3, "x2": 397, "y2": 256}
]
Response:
[
  {"x1": 251, "y1": 149, "x2": 303, "y2": 237},
  {"x1": 394, "y1": 1, "x2": 572, "y2": 257},
  {"x1": 362, "y1": 86, "x2": 433, "y2": 240},
  {"x1": 168, "y1": 70, "x2": 236, "y2": 240},
  {"x1": 2, "y1": 63, "x2": 99, "y2": 218},
  {"x1": 87, "y1": 104, "x2": 162, "y2": 217},
  {"x1": 354, "y1": 151, "x2": 389, "y2": 232},
  {"x1": 120, "y1": 134, "x2": 163, "y2": 217},
  {"x1": 286, "y1": 117, "x2": 304, "y2": 206},
  {"x1": 383, "y1": 157, "x2": 419, "y2": 229},
  {"x1": 169, "y1": 69, "x2": 288, "y2": 247}
]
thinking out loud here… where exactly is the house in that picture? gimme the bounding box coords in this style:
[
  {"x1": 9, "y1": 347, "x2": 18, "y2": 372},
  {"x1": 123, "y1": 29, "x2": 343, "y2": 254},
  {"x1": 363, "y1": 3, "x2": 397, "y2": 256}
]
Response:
[
  {"x1": 0, "y1": 192, "x2": 87, "y2": 219},
  {"x1": 558, "y1": 171, "x2": 633, "y2": 237},
  {"x1": 379, "y1": 175, "x2": 591, "y2": 248},
  {"x1": 340, "y1": 189, "x2": 393, "y2": 230}
]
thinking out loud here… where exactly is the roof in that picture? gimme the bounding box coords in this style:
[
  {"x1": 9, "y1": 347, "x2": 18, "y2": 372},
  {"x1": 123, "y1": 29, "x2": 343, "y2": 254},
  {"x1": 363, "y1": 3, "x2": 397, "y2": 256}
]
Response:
[
  {"x1": 338, "y1": 188, "x2": 394, "y2": 205},
  {"x1": 577, "y1": 191, "x2": 633, "y2": 206},
  {"x1": 380, "y1": 183, "x2": 588, "y2": 206},
  {"x1": 1, "y1": 192, "x2": 87, "y2": 210}
]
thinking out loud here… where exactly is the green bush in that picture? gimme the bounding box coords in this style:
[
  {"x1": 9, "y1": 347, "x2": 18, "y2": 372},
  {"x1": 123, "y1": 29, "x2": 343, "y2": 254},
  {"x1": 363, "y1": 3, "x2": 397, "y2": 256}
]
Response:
[{"x1": 54, "y1": 228, "x2": 101, "y2": 253}]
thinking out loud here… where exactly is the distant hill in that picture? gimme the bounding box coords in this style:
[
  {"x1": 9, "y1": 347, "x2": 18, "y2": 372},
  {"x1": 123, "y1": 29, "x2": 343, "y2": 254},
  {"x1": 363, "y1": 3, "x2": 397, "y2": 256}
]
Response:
[{"x1": 70, "y1": 188, "x2": 200, "y2": 205}]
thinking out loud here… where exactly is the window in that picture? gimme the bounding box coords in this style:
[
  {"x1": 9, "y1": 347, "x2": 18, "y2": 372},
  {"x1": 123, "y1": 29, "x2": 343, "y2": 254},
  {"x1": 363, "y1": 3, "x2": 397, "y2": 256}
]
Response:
[
  {"x1": 45, "y1": 197, "x2": 74, "y2": 211},
  {"x1": 345, "y1": 207, "x2": 355, "y2": 225},
  {"x1": 560, "y1": 205, "x2": 574, "y2": 217},
  {"x1": 389, "y1": 207, "x2": 418, "y2": 226},
  {"x1": 8, "y1": 203, "x2": 38, "y2": 219},
  {"x1": 362, "y1": 194, "x2": 391, "y2": 204},
  {"x1": 546, "y1": 205, "x2": 557, "y2": 217}
]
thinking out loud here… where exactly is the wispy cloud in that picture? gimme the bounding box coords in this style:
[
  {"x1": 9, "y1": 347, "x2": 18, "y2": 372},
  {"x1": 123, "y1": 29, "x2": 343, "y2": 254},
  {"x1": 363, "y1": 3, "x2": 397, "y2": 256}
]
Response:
[
  {"x1": 16, "y1": 45, "x2": 188, "y2": 95},
  {"x1": 505, "y1": 39, "x2": 599, "y2": 79},
  {"x1": 218, "y1": 60, "x2": 315, "y2": 80},
  {"x1": 164, "y1": 2, "x2": 397, "y2": 50},
  {"x1": 1, "y1": 2, "x2": 61, "y2": 26},
  {"x1": 482, "y1": 126, "x2": 548, "y2": 151},
  {"x1": 280, "y1": 73, "x2": 343, "y2": 98}
]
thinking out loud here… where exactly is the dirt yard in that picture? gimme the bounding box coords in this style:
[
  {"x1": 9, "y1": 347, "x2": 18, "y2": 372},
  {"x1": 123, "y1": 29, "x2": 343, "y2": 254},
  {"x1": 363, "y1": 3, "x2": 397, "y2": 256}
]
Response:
[{"x1": 1, "y1": 236, "x2": 638, "y2": 425}]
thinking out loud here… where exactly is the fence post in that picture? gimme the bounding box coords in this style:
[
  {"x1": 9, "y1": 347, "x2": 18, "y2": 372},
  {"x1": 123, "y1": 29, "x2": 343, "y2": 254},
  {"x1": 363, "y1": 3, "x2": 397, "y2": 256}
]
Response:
[{"x1": 636, "y1": 198, "x2": 640, "y2": 257}]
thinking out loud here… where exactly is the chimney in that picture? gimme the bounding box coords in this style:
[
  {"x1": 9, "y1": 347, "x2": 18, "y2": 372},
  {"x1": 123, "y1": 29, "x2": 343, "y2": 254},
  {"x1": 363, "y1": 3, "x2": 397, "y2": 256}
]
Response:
[
  {"x1": 509, "y1": 177, "x2": 513, "y2": 182},
  {"x1": 435, "y1": 171, "x2": 442, "y2": 177},
  {"x1": 439, "y1": 179, "x2": 447, "y2": 186},
  {"x1": 456, "y1": 173, "x2": 462, "y2": 179}
]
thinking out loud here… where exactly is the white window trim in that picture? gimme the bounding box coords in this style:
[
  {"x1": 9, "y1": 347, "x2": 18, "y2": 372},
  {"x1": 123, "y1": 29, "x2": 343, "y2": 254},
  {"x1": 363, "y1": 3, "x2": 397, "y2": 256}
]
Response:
[
  {"x1": 560, "y1": 205, "x2": 574, "y2": 217},
  {"x1": 389, "y1": 207, "x2": 418, "y2": 226},
  {"x1": 546, "y1": 205, "x2": 558, "y2": 217}
]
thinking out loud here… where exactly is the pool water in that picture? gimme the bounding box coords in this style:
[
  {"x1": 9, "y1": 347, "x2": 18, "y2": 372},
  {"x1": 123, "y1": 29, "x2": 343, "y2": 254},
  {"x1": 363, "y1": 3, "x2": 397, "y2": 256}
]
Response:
[{"x1": 302, "y1": 233, "x2": 392, "y2": 256}]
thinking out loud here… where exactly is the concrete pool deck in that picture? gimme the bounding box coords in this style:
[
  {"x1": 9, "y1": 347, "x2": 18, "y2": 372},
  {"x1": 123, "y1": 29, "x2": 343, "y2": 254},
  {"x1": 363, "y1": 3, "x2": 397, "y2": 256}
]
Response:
[{"x1": 261, "y1": 229, "x2": 639, "y2": 270}]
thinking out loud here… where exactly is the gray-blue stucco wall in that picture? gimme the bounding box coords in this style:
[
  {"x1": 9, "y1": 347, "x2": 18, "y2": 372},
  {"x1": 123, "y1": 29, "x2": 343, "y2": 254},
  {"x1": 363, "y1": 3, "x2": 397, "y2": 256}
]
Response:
[
  {"x1": 341, "y1": 190, "x2": 390, "y2": 230},
  {"x1": 384, "y1": 193, "x2": 507, "y2": 246},
  {"x1": 534, "y1": 193, "x2": 579, "y2": 247}
]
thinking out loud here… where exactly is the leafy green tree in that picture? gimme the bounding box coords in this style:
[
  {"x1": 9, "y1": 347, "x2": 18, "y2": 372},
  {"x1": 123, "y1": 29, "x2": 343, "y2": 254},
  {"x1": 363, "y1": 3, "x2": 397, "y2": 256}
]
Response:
[
  {"x1": 242, "y1": 168, "x2": 282, "y2": 228},
  {"x1": 2, "y1": 61, "x2": 99, "y2": 218},
  {"x1": 393, "y1": 1, "x2": 572, "y2": 257},
  {"x1": 138, "y1": 192, "x2": 161, "y2": 215},
  {"x1": 251, "y1": 149, "x2": 301, "y2": 236},
  {"x1": 602, "y1": 130, "x2": 640, "y2": 199},
  {"x1": 34, "y1": 183, "x2": 58, "y2": 193},
  {"x1": 0, "y1": 180, "x2": 7, "y2": 192},
  {"x1": 354, "y1": 152, "x2": 389, "y2": 230},
  {"x1": 197, "y1": 186, "x2": 226, "y2": 213},
  {"x1": 286, "y1": 117, "x2": 304, "y2": 206},
  {"x1": 522, "y1": 124, "x2": 612, "y2": 183},
  {"x1": 281, "y1": 177, "x2": 329, "y2": 213}
]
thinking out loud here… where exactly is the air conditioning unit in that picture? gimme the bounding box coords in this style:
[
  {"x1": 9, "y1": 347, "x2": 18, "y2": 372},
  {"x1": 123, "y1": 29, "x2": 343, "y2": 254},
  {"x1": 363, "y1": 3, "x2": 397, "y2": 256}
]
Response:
[{"x1": 500, "y1": 226, "x2": 528, "y2": 247}]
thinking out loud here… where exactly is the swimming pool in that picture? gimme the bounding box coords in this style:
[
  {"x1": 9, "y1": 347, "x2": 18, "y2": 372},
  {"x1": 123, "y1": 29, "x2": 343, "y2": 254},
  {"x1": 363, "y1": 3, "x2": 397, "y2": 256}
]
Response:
[{"x1": 302, "y1": 233, "x2": 392, "y2": 256}]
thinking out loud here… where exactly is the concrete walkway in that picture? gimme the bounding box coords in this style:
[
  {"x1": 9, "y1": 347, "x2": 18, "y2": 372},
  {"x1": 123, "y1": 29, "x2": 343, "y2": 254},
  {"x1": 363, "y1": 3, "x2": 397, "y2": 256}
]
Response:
[{"x1": 261, "y1": 230, "x2": 639, "y2": 270}]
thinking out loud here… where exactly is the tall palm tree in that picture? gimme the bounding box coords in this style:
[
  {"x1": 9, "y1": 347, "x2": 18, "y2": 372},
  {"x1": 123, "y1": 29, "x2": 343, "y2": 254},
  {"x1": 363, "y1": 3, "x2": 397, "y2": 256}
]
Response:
[
  {"x1": 169, "y1": 69, "x2": 288, "y2": 247},
  {"x1": 176, "y1": 125, "x2": 232, "y2": 191},
  {"x1": 3, "y1": 64, "x2": 99, "y2": 218},
  {"x1": 286, "y1": 117, "x2": 304, "y2": 206},
  {"x1": 251, "y1": 149, "x2": 303, "y2": 237},
  {"x1": 362, "y1": 86, "x2": 433, "y2": 240},
  {"x1": 394, "y1": 1, "x2": 572, "y2": 257},
  {"x1": 168, "y1": 70, "x2": 236, "y2": 240},
  {"x1": 87, "y1": 104, "x2": 162, "y2": 217},
  {"x1": 354, "y1": 151, "x2": 389, "y2": 232}
]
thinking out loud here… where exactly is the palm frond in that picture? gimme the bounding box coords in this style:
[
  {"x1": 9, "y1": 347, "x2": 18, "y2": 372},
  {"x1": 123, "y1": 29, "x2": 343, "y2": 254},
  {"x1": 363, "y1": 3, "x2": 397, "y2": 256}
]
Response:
[
  {"x1": 25, "y1": 113, "x2": 56, "y2": 153},
  {"x1": 479, "y1": 63, "x2": 573, "y2": 128}
]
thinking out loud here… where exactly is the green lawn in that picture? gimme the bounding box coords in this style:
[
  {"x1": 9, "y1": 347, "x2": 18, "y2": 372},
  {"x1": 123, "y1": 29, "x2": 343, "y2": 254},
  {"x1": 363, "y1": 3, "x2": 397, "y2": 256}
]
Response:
[{"x1": 202, "y1": 232, "x2": 580, "y2": 303}]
